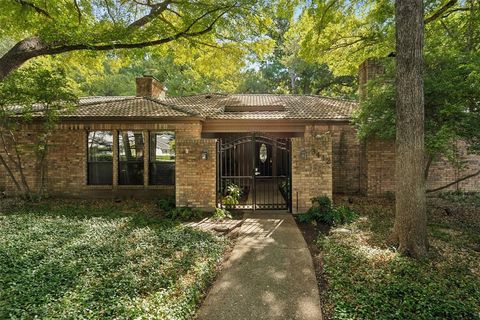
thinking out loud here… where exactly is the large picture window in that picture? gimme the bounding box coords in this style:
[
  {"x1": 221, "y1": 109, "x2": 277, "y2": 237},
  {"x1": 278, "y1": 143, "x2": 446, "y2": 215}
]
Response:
[
  {"x1": 149, "y1": 132, "x2": 175, "y2": 185},
  {"x1": 87, "y1": 131, "x2": 113, "y2": 185},
  {"x1": 119, "y1": 131, "x2": 144, "y2": 185}
]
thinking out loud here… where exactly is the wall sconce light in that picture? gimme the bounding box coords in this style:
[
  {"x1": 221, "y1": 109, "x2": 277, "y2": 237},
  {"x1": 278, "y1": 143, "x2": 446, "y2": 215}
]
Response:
[
  {"x1": 300, "y1": 149, "x2": 307, "y2": 160},
  {"x1": 201, "y1": 149, "x2": 209, "y2": 160}
]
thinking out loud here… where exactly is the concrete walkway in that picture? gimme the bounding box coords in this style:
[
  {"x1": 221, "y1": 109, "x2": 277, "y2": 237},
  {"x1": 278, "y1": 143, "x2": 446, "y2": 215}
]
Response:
[{"x1": 196, "y1": 211, "x2": 323, "y2": 320}]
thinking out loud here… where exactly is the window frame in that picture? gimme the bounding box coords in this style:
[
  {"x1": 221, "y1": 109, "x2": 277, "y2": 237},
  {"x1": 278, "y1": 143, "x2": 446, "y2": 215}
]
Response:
[
  {"x1": 149, "y1": 131, "x2": 176, "y2": 185},
  {"x1": 118, "y1": 131, "x2": 145, "y2": 186},
  {"x1": 86, "y1": 131, "x2": 114, "y2": 185}
]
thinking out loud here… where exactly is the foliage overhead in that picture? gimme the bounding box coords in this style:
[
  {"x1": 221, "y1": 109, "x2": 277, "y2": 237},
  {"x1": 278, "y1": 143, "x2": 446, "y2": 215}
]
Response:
[
  {"x1": 238, "y1": 11, "x2": 357, "y2": 98},
  {"x1": 0, "y1": 0, "x2": 275, "y2": 81},
  {"x1": 352, "y1": 0, "x2": 480, "y2": 174}
]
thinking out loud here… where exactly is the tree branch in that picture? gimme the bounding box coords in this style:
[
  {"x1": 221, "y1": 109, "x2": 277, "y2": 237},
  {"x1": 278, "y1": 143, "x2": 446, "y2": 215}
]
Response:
[
  {"x1": 424, "y1": 0, "x2": 458, "y2": 24},
  {"x1": 49, "y1": 5, "x2": 231, "y2": 52},
  {"x1": 0, "y1": 152, "x2": 22, "y2": 192},
  {"x1": 426, "y1": 169, "x2": 480, "y2": 193},
  {"x1": 128, "y1": 0, "x2": 173, "y2": 28},
  {"x1": 0, "y1": 5, "x2": 234, "y2": 81},
  {"x1": 441, "y1": 7, "x2": 472, "y2": 18},
  {"x1": 73, "y1": 0, "x2": 82, "y2": 23},
  {"x1": 8, "y1": 130, "x2": 31, "y2": 195},
  {"x1": 14, "y1": 0, "x2": 52, "y2": 19},
  {"x1": 104, "y1": 0, "x2": 116, "y2": 24},
  {"x1": 166, "y1": 7, "x2": 182, "y2": 17}
]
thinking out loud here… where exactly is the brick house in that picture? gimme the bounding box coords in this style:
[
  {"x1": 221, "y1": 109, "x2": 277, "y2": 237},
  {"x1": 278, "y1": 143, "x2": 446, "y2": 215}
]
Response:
[{"x1": 1, "y1": 61, "x2": 479, "y2": 212}]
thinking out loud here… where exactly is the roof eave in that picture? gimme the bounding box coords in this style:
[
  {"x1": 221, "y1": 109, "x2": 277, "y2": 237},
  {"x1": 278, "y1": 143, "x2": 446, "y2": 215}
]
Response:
[
  {"x1": 57, "y1": 115, "x2": 206, "y2": 122},
  {"x1": 204, "y1": 117, "x2": 352, "y2": 122}
]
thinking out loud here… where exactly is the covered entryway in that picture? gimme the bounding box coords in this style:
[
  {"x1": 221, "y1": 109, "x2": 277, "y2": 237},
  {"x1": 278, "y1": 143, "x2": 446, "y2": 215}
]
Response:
[{"x1": 217, "y1": 133, "x2": 291, "y2": 211}]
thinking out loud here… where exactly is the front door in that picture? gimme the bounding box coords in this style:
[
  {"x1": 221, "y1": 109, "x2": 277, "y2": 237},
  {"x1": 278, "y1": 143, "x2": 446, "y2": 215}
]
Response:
[{"x1": 217, "y1": 133, "x2": 291, "y2": 211}]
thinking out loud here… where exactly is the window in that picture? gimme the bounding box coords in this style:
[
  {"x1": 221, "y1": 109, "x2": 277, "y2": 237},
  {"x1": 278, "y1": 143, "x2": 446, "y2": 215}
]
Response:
[
  {"x1": 149, "y1": 132, "x2": 175, "y2": 185},
  {"x1": 87, "y1": 131, "x2": 113, "y2": 185},
  {"x1": 118, "y1": 131, "x2": 144, "y2": 185}
]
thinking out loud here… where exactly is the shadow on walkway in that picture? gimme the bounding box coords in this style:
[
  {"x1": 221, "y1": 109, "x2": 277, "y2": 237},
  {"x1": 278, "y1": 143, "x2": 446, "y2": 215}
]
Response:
[{"x1": 195, "y1": 211, "x2": 323, "y2": 320}]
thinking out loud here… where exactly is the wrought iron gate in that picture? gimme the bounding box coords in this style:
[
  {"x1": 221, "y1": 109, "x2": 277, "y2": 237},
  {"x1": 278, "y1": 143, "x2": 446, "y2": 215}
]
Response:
[{"x1": 217, "y1": 133, "x2": 291, "y2": 211}]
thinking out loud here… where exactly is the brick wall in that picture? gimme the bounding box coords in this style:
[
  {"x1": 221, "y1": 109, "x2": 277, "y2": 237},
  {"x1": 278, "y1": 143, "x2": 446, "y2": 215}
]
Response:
[
  {"x1": 427, "y1": 142, "x2": 480, "y2": 192},
  {"x1": 0, "y1": 122, "x2": 218, "y2": 207},
  {"x1": 362, "y1": 138, "x2": 480, "y2": 196},
  {"x1": 292, "y1": 125, "x2": 332, "y2": 213},
  {"x1": 331, "y1": 124, "x2": 362, "y2": 194},
  {"x1": 0, "y1": 130, "x2": 42, "y2": 194},
  {"x1": 45, "y1": 130, "x2": 86, "y2": 196},
  {"x1": 3, "y1": 118, "x2": 478, "y2": 205},
  {"x1": 175, "y1": 138, "x2": 217, "y2": 210},
  {"x1": 363, "y1": 139, "x2": 396, "y2": 196},
  {"x1": 358, "y1": 58, "x2": 385, "y2": 101}
]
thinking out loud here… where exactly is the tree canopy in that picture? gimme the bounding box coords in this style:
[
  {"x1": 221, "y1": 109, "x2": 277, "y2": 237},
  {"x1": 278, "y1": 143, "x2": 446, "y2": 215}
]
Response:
[
  {"x1": 0, "y1": 0, "x2": 275, "y2": 81},
  {"x1": 1, "y1": 0, "x2": 478, "y2": 98},
  {"x1": 352, "y1": 0, "x2": 480, "y2": 182}
]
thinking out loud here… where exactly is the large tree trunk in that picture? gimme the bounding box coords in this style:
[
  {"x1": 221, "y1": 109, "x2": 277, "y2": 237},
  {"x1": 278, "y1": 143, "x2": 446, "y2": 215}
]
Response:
[{"x1": 391, "y1": 0, "x2": 428, "y2": 258}]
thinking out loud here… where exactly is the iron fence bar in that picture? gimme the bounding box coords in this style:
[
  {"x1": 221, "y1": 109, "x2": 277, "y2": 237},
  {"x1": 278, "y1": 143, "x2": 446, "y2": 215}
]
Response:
[
  {"x1": 252, "y1": 132, "x2": 256, "y2": 211},
  {"x1": 217, "y1": 133, "x2": 291, "y2": 211},
  {"x1": 288, "y1": 139, "x2": 292, "y2": 212}
]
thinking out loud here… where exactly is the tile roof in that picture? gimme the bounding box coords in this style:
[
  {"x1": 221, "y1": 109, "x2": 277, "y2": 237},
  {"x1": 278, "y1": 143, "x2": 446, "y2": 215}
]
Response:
[
  {"x1": 69, "y1": 96, "x2": 192, "y2": 118},
  {"x1": 61, "y1": 94, "x2": 357, "y2": 121}
]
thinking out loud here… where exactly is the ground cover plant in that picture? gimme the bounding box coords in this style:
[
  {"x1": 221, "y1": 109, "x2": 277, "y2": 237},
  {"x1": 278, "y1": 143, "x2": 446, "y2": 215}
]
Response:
[
  {"x1": 0, "y1": 199, "x2": 228, "y2": 319},
  {"x1": 437, "y1": 191, "x2": 480, "y2": 208},
  {"x1": 297, "y1": 196, "x2": 358, "y2": 226},
  {"x1": 317, "y1": 197, "x2": 480, "y2": 320}
]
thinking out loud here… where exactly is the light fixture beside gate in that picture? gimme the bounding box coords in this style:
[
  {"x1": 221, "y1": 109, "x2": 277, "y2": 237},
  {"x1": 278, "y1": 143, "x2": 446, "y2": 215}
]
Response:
[
  {"x1": 201, "y1": 149, "x2": 209, "y2": 160},
  {"x1": 300, "y1": 149, "x2": 307, "y2": 160}
]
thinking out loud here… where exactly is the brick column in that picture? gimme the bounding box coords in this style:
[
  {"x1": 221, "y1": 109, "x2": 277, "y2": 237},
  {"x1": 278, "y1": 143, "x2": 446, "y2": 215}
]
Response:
[
  {"x1": 175, "y1": 138, "x2": 217, "y2": 210},
  {"x1": 291, "y1": 132, "x2": 332, "y2": 213}
]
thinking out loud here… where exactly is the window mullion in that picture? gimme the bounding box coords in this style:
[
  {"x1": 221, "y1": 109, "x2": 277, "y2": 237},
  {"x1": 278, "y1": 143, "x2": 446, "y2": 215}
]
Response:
[
  {"x1": 113, "y1": 129, "x2": 119, "y2": 188},
  {"x1": 144, "y1": 130, "x2": 149, "y2": 187}
]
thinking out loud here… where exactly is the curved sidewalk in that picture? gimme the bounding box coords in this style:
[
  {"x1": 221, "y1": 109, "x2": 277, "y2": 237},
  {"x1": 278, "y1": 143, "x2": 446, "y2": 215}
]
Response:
[{"x1": 196, "y1": 211, "x2": 323, "y2": 320}]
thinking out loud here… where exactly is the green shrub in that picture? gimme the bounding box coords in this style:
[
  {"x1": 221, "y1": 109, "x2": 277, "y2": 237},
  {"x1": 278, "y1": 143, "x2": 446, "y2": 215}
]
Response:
[
  {"x1": 156, "y1": 195, "x2": 175, "y2": 212},
  {"x1": 222, "y1": 195, "x2": 238, "y2": 208},
  {"x1": 279, "y1": 180, "x2": 291, "y2": 200},
  {"x1": 298, "y1": 196, "x2": 358, "y2": 226},
  {"x1": 326, "y1": 205, "x2": 358, "y2": 225},
  {"x1": 224, "y1": 181, "x2": 242, "y2": 200},
  {"x1": 212, "y1": 207, "x2": 232, "y2": 221},
  {"x1": 438, "y1": 190, "x2": 480, "y2": 207},
  {"x1": 165, "y1": 206, "x2": 203, "y2": 221},
  {"x1": 222, "y1": 181, "x2": 242, "y2": 209}
]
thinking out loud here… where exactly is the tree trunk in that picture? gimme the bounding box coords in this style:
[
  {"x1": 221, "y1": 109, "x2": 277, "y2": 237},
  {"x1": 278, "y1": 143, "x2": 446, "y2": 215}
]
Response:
[{"x1": 391, "y1": 0, "x2": 428, "y2": 258}]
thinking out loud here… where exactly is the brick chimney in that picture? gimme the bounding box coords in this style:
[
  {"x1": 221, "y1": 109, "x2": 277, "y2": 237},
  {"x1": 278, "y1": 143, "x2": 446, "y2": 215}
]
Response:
[
  {"x1": 358, "y1": 58, "x2": 384, "y2": 102},
  {"x1": 135, "y1": 76, "x2": 166, "y2": 99}
]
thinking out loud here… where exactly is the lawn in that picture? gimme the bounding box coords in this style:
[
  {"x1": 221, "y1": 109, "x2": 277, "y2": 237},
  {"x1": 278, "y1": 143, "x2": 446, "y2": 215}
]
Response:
[
  {"x1": 0, "y1": 200, "x2": 228, "y2": 319},
  {"x1": 316, "y1": 196, "x2": 480, "y2": 320}
]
